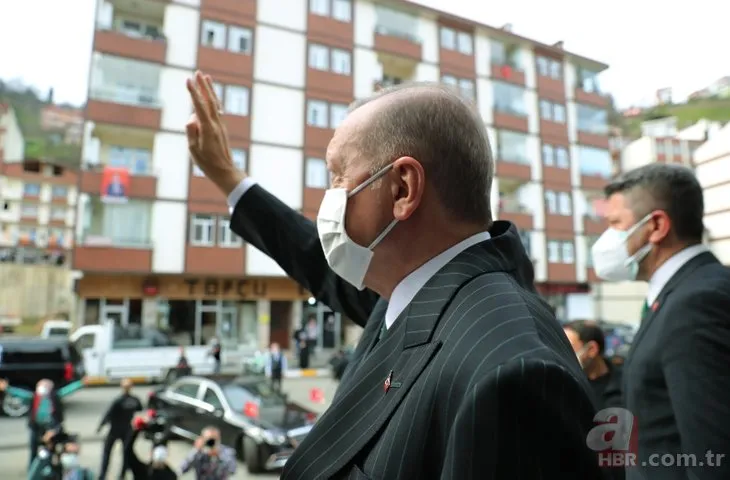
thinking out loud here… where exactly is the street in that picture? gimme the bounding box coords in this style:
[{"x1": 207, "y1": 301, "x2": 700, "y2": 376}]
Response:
[{"x1": 0, "y1": 377, "x2": 338, "y2": 479}]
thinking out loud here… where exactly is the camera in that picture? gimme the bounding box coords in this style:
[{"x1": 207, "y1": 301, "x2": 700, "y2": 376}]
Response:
[
  {"x1": 137, "y1": 410, "x2": 171, "y2": 446},
  {"x1": 47, "y1": 429, "x2": 78, "y2": 454}
]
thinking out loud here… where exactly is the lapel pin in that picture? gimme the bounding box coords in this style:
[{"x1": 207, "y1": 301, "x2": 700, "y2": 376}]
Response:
[
  {"x1": 384, "y1": 370, "x2": 393, "y2": 393},
  {"x1": 651, "y1": 301, "x2": 659, "y2": 312}
]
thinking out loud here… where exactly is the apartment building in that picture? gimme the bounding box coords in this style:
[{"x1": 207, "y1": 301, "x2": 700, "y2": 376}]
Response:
[
  {"x1": 0, "y1": 105, "x2": 79, "y2": 318},
  {"x1": 77, "y1": 0, "x2": 611, "y2": 349}
]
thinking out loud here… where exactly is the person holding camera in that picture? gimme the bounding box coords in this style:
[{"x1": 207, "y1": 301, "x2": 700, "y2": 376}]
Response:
[
  {"x1": 180, "y1": 427, "x2": 236, "y2": 479},
  {"x1": 28, "y1": 429, "x2": 93, "y2": 480},
  {"x1": 121, "y1": 410, "x2": 176, "y2": 480},
  {"x1": 96, "y1": 379, "x2": 143, "y2": 479}
]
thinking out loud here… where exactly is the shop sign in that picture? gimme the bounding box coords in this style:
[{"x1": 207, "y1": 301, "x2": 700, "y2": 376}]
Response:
[{"x1": 184, "y1": 278, "x2": 268, "y2": 297}]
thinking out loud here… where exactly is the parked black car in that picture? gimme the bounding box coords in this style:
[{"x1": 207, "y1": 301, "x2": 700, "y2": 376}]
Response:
[
  {"x1": 0, "y1": 337, "x2": 85, "y2": 416},
  {"x1": 148, "y1": 374, "x2": 316, "y2": 473}
]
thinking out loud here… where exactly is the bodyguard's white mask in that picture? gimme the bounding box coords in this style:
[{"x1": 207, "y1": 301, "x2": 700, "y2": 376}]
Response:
[
  {"x1": 317, "y1": 164, "x2": 399, "y2": 290},
  {"x1": 591, "y1": 213, "x2": 653, "y2": 282}
]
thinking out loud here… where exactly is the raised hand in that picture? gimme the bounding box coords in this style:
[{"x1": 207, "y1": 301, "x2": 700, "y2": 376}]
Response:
[{"x1": 185, "y1": 70, "x2": 244, "y2": 195}]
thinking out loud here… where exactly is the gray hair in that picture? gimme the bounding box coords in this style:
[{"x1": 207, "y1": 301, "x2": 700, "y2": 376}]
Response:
[
  {"x1": 348, "y1": 82, "x2": 493, "y2": 225},
  {"x1": 604, "y1": 163, "x2": 704, "y2": 243}
]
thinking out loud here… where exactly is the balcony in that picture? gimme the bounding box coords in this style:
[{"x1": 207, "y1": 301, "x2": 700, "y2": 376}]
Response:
[
  {"x1": 80, "y1": 124, "x2": 157, "y2": 198},
  {"x1": 373, "y1": 6, "x2": 422, "y2": 61},
  {"x1": 575, "y1": 73, "x2": 609, "y2": 107},
  {"x1": 87, "y1": 54, "x2": 162, "y2": 129},
  {"x1": 95, "y1": 0, "x2": 167, "y2": 64},
  {"x1": 577, "y1": 145, "x2": 613, "y2": 189},
  {"x1": 582, "y1": 192, "x2": 608, "y2": 236},
  {"x1": 496, "y1": 178, "x2": 534, "y2": 230},
  {"x1": 491, "y1": 63, "x2": 526, "y2": 86},
  {"x1": 74, "y1": 197, "x2": 153, "y2": 272},
  {"x1": 495, "y1": 130, "x2": 532, "y2": 180}
]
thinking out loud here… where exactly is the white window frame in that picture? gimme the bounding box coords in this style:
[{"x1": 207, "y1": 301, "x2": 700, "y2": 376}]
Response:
[
  {"x1": 224, "y1": 86, "x2": 249, "y2": 116},
  {"x1": 456, "y1": 31, "x2": 473, "y2": 55},
  {"x1": 201, "y1": 20, "x2": 226, "y2": 49},
  {"x1": 227, "y1": 26, "x2": 252, "y2": 54},
  {"x1": 547, "y1": 240, "x2": 560, "y2": 263},
  {"x1": 558, "y1": 192, "x2": 572, "y2": 215},
  {"x1": 561, "y1": 242, "x2": 575, "y2": 263},
  {"x1": 553, "y1": 104, "x2": 566, "y2": 123},
  {"x1": 331, "y1": 48, "x2": 351, "y2": 75},
  {"x1": 190, "y1": 214, "x2": 216, "y2": 246},
  {"x1": 542, "y1": 144, "x2": 555, "y2": 166},
  {"x1": 329, "y1": 103, "x2": 348, "y2": 129},
  {"x1": 441, "y1": 75, "x2": 457, "y2": 87},
  {"x1": 332, "y1": 0, "x2": 352, "y2": 22},
  {"x1": 217, "y1": 216, "x2": 243, "y2": 247},
  {"x1": 310, "y1": 0, "x2": 330, "y2": 16},
  {"x1": 549, "y1": 60, "x2": 562, "y2": 79},
  {"x1": 556, "y1": 147, "x2": 569, "y2": 168},
  {"x1": 231, "y1": 149, "x2": 247, "y2": 172},
  {"x1": 305, "y1": 158, "x2": 329, "y2": 188},
  {"x1": 537, "y1": 57, "x2": 550, "y2": 77},
  {"x1": 211, "y1": 82, "x2": 224, "y2": 102},
  {"x1": 545, "y1": 190, "x2": 557, "y2": 214},
  {"x1": 539, "y1": 100, "x2": 552, "y2": 119},
  {"x1": 308, "y1": 44, "x2": 329, "y2": 71},
  {"x1": 307, "y1": 100, "x2": 329, "y2": 128},
  {"x1": 440, "y1": 27, "x2": 456, "y2": 50},
  {"x1": 458, "y1": 78, "x2": 475, "y2": 99}
]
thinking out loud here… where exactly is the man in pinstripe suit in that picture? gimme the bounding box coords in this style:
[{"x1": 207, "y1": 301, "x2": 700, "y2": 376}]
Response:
[{"x1": 185, "y1": 71, "x2": 609, "y2": 479}]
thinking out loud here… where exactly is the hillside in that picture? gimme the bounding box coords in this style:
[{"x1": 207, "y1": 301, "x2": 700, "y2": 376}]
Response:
[
  {"x1": 622, "y1": 97, "x2": 730, "y2": 137},
  {"x1": 0, "y1": 80, "x2": 82, "y2": 166}
]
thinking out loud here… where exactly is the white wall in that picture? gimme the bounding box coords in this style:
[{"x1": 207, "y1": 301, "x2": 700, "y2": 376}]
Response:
[
  {"x1": 474, "y1": 31, "x2": 491, "y2": 77},
  {"x1": 249, "y1": 144, "x2": 303, "y2": 209},
  {"x1": 564, "y1": 62, "x2": 576, "y2": 101},
  {"x1": 174, "y1": 0, "x2": 199, "y2": 7},
  {"x1": 257, "y1": 0, "x2": 306, "y2": 31},
  {"x1": 476, "y1": 78, "x2": 494, "y2": 124},
  {"x1": 151, "y1": 201, "x2": 186, "y2": 272},
  {"x1": 521, "y1": 46, "x2": 536, "y2": 90},
  {"x1": 417, "y1": 16, "x2": 438, "y2": 64},
  {"x1": 569, "y1": 143, "x2": 581, "y2": 187},
  {"x1": 531, "y1": 231, "x2": 547, "y2": 282},
  {"x1": 711, "y1": 238, "x2": 730, "y2": 265},
  {"x1": 82, "y1": 122, "x2": 100, "y2": 165},
  {"x1": 246, "y1": 245, "x2": 286, "y2": 276},
  {"x1": 526, "y1": 89, "x2": 539, "y2": 135},
  {"x1": 695, "y1": 123, "x2": 730, "y2": 165},
  {"x1": 153, "y1": 132, "x2": 189, "y2": 200},
  {"x1": 354, "y1": 48, "x2": 380, "y2": 99},
  {"x1": 575, "y1": 234, "x2": 587, "y2": 282},
  {"x1": 159, "y1": 67, "x2": 192, "y2": 132},
  {"x1": 254, "y1": 26, "x2": 305, "y2": 88},
  {"x1": 702, "y1": 181, "x2": 730, "y2": 214},
  {"x1": 0, "y1": 107, "x2": 25, "y2": 162},
  {"x1": 415, "y1": 63, "x2": 439, "y2": 82},
  {"x1": 354, "y1": 0, "x2": 376, "y2": 48},
  {"x1": 566, "y1": 100, "x2": 577, "y2": 144},
  {"x1": 621, "y1": 137, "x2": 653, "y2": 171},
  {"x1": 528, "y1": 134, "x2": 542, "y2": 181},
  {"x1": 251, "y1": 84, "x2": 304, "y2": 147},
  {"x1": 163, "y1": 4, "x2": 199, "y2": 69},
  {"x1": 705, "y1": 210, "x2": 730, "y2": 239},
  {"x1": 532, "y1": 183, "x2": 545, "y2": 230},
  {"x1": 592, "y1": 281, "x2": 647, "y2": 326}
]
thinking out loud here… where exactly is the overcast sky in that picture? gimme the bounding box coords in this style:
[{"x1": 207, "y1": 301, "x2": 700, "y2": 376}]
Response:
[{"x1": 1, "y1": 0, "x2": 726, "y2": 108}]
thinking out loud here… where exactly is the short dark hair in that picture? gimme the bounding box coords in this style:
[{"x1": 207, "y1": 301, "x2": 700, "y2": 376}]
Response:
[
  {"x1": 348, "y1": 83, "x2": 493, "y2": 225},
  {"x1": 604, "y1": 163, "x2": 704, "y2": 243},
  {"x1": 564, "y1": 320, "x2": 605, "y2": 355}
]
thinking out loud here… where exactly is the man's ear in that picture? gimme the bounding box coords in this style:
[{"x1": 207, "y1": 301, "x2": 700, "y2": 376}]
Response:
[{"x1": 391, "y1": 157, "x2": 425, "y2": 221}]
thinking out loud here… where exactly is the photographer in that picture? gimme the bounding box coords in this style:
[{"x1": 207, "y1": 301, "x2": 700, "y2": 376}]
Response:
[
  {"x1": 122, "y1": 411, "x2": 176, "y2": 480},
  {"x1": 97, "y1": 378, "x2": 143, "y2": 479},
  {"x1": 28, "y1": 429, "x2": 93, "y2": 480},
  {"x1": 180, "y1": 427, "x2": 236, "y2": 479}
]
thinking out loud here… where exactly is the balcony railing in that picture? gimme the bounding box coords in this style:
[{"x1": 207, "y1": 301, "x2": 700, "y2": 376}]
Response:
[
  {"x1": 494, "y1": 103, "x2": 528, "y2": 117},
  {"x1": 89, "y1": 86, "x2": 160, "y2": 108},
  {"x1": 374, "y1": 25, "x2": 421, "y2": 44},
  {"x1": 79, "y1": 231, "x2": 152, "y2": 249},
  {"x1": 499, "y1": 199, "x2": 530, "y2": 214}
]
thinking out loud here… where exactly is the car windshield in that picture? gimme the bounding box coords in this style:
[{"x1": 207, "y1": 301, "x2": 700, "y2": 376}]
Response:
[
  {"x1": 222, "y1": 382, "x2": 286, "y2": 409},
  {"x1": 47, "y1": 328, "x2": 68, "y2": 336}
]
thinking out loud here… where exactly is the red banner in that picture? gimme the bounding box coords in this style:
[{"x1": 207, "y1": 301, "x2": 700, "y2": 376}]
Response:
[{"x1": 101, "y1": 166, "x2": 130, "y2": 203}]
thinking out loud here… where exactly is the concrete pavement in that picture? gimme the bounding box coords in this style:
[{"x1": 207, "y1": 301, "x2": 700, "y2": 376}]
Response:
[{"x1": 0, "y1": 377, "x2": 339, "y2": 479}]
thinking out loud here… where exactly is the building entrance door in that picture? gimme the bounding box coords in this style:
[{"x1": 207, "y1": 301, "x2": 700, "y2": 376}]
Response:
[{"x1": 100, "y1": 299, "x2": 129, "y2": 326}]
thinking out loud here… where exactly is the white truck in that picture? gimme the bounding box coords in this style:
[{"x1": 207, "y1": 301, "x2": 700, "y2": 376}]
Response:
[{"x1": 70, "y1": 321, "x2": 215, "y2": 383}]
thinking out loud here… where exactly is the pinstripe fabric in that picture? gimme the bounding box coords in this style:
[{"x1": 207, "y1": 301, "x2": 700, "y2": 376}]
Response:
[{"x1": 230, "y1": 185, "x2": 609, "y2": 480}]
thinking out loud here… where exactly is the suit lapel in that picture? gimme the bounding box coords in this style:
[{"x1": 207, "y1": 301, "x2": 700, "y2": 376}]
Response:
[
  {"x1": 283, "y1": 222, "x2": 521, "y2": 479},
  {"x1": 626, "y1": 251, "x2": 717, "y2": 365}
]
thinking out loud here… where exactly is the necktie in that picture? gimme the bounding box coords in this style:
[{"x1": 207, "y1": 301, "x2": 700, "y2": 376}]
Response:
[{"x1": 640, "y1": 300, "x2": 650, "y2": 323}]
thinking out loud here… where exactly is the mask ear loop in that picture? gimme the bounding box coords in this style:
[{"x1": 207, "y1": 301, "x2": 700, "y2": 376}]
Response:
[
  {"x1": 368, "y1": 219, "x2": 399, "y2": 250},
  {"x1": 622, "y1": 213, "x2": 655, "y2": 267},
  {"x1": 348, "y1": 163, "x2": 394, "y2": 198}
]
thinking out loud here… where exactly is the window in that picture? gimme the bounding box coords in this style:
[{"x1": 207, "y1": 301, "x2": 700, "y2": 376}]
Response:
[
  {"x1": 577, "y1": 146, "x2": 612, "y2": 178},
  {"x1": 201, "y1": 20, "x2": 226, "y2": 49},
  {"x1": 547, "y1": 240, "x2": 560, "y2": 263},
  {"x1": 537, "y1": 56, "x2": 562, "y2": 79},
  {"x1": 227, "y1": 26, "x2": 252, "y2": 54},
  {"x1": 545, "y1": 190, "x2": 557, "y2": 213},
  {"x1": 330, "y1": 103, "x2": 348, "y2": 128},
  {"x1": 212, "y1": 82, "x2": 224, "y2": 101},
  {"x1": 52, "y1": 186, "x2": 68, "y2": 198},
  {"x1": 655, "y1": 141, "x2": 666, "y2": 155},
  {"x1": 374, "y1": 6, "x2": 419, "y2": 42},
  {"x1": 203, "y1": 388, "x2": 224, "y2": 409},
  {"x1": 23, "y1": 183, "x2": 41, "y2": 196},
  {"x1": 308, "y1": 44, "x2": 329, "y2": 70},
  {"x1": 74, "y1": 333, "x2": 96, "y2": 351},
  {"x1": 561, "y1": 242, "x2": 575, "y2": 263},
  {"x1": 672, "y1": 142, "x2": 682, "y2": 156},
  {"x1": 578, "y1": 69, "x2": 600, "y2": 93},
  {"x1": 576, "y1": 104, "x2": 608, "y2": 134},
  {"x1": 332, "y1": 0, "x2": 352, "y2": 22},
  {"x1": 307, "y1": 100, "x2": 329, "y2": 128},
  {"x1": 331, "y1": 49, "x2": 351, "y2": 75},
  {"x1": 305, "y1": 158, "x2": 329, "y2": 188},
  {"x1": 493, "y1": 81, "x2": 527, "y2": 116},
  {"x1": 172, "y1": 382, "x2": 200, "y2": 399},
  {"x1": 310, "y1": 0, "x2": 330, "y2": 15},
  {"x1": 555, "y1": 146, "x2": 569, "y2": 168},
  {"x1": 231, "y1": 149, "x2": 247, "y2": 171},
  {"x1": 441, "y1": 76, "x2": 475, "y2": 100},
  {"x1": 218, "y1": 216, "x2": 242, "y2": 247},
  {"x1": 224, "y1": 86, "x2": 249, "y2": 116},
  {"x1": 51, "y1": 207, "x2": 66, "y2": 220},
  {"x1": 497, "y1": 130, "x2": 529, "y2": 164},
  {"x1": 21, "y1": 204, "x2": 38, "y2": 217},
  {"x1": 558, "y1": 192, "x2": 572, "y2": 215},
  {"x1": 542, "y1": 144, "x2": 554, "y2": 166},
  {"x1": 90, "y1": 200, "x2": 151, "y2": 246},
  {"x1": 109, "y1": 147, "x2": 151, "y2": 174},
  {"x1": 440, "y1": 28, "x2": 472, "y2": 55},
  {"x1": 190, "y1": 214, "x2": 215, "y2": 246},
  {"x1": 539, "y1": 100, "x2": 566, "y2": 123},
  {"x1": 491, "y1": 41, "x2": 522, "y2": 69},
  {"x1": 440, "y1": 27, "x2": 456, "y2": 50}
]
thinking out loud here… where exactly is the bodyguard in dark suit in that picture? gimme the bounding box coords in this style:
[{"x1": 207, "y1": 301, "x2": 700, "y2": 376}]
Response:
[
  {"x1": 185, "y1": 71, "x2": 609, "y2": 479},
  {"x1": 593, "y1": 164, "x2": 730, "y2": 480}
]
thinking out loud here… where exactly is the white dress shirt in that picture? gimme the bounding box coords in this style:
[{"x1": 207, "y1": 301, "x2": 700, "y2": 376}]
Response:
[
  {"x1": 227, "y1": 177, "x2": 492, "y2": 330},
  {"x1": 646, "y1": 243, "x2": 709, "y2": 305}
]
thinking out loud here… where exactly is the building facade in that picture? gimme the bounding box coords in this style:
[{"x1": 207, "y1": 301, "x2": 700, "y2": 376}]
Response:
[{"x1": 77, "y1": 0, "x2": 611, "y2": 349}]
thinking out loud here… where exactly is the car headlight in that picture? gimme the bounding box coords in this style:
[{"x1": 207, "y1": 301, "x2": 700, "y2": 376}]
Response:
[{"x1": 261, "y1": 430, "x2": 287, "y2": 446}]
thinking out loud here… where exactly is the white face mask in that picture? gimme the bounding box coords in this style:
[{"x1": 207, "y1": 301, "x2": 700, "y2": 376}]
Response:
[
  {"x1": 60, "y1": 453, "x2": 79, "y2": 470},
  {"x1": 152, "y1": 445, "x2": 168, "y2": 463},
  {"x1": 36, "y1": 386, "x2": 50, "y2": 396},
  {"x1": 591, "y1": 214, "x2": 653, "y2": 282},
  {"x1": 317, "y1": 164, "x2": 399, "y2": 290}
]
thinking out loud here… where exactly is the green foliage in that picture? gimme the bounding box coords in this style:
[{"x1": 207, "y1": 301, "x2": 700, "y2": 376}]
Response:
[{"x1": 618, "y1": 97, "x2": 730, "y2": 138}]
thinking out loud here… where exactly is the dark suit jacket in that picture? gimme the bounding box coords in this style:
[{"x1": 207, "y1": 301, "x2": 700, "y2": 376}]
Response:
[
  {"x1": 590, "y1": 360, "x2": 624, "y2": 410},
  {"x1": 623, "y1": 251, "x2": 730, "y2": 480},
  {"x1": 231, "y1": 184, "x2": 609, "y2": 479}
]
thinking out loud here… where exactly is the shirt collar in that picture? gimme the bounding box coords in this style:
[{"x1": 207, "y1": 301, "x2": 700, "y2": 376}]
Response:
[
  {"x1": 385, "y1": 232, "x2": 491, "y2": 329},
  {"x1": 646, "y1": 244, "x2": 708, "y2": 305}
]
